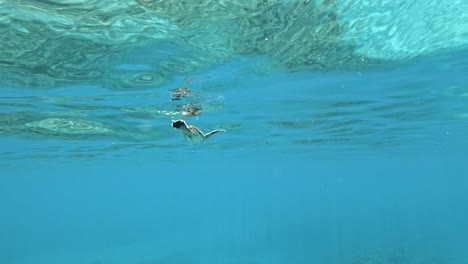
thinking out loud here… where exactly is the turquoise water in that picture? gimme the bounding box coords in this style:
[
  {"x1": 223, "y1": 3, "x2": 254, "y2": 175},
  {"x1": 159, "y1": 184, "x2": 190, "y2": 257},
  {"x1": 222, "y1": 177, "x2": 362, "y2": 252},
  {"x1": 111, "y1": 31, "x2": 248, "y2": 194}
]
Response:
[{"x1": 1, "y1": 1, "x2": 468, "y2": 264}]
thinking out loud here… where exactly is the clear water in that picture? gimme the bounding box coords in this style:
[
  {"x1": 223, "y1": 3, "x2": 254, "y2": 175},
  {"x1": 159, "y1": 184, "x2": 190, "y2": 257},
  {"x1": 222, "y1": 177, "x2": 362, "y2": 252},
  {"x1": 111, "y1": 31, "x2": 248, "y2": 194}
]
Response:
[{"x1": 1, "y1": 1, "x2": 468, "y2": 264}]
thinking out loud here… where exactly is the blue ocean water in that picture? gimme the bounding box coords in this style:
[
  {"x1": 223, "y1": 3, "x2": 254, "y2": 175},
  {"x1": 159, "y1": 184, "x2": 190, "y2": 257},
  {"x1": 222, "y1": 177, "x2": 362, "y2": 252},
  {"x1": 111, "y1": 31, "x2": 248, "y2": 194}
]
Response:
[{"x1": 1, "y1": 1, "x2": 468, "y2": 264}]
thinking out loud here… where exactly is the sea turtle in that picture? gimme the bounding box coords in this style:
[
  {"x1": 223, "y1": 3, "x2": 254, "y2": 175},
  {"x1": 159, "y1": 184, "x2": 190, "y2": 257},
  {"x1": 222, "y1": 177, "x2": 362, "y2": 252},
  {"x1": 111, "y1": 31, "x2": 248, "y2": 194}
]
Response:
[{"x1": 171, "y1": 119, "x2": 226, "y2": 143}]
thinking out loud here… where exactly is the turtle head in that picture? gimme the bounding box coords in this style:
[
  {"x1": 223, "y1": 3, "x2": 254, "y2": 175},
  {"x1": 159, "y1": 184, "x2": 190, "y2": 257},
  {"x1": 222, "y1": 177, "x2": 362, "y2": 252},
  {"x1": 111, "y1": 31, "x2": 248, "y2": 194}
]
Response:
[{"x1": 171, "y1": 120, "x2": 187, "y2": 129}]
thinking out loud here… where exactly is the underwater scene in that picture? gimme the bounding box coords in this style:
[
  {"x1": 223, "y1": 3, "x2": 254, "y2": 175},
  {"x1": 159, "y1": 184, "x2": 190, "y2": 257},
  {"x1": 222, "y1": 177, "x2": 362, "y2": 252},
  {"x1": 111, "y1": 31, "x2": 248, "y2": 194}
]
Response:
[{"x1": 1, "y1": 0, "x2": 468, "y2": 263}]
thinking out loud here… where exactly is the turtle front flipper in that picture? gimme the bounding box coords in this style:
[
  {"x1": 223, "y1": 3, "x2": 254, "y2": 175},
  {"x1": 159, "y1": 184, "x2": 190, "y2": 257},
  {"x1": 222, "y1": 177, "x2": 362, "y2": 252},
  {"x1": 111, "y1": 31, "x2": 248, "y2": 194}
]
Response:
[{"x1": 203, "y1": 129, "x2": 226, "y2": 139}]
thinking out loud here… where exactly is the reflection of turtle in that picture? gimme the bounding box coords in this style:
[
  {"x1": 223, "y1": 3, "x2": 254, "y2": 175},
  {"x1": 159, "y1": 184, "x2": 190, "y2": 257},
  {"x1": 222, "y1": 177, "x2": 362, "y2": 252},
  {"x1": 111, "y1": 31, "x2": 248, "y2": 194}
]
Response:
[
  {"x1": 172, "y1": 119, "x2": 226, "y2": 143},
  {"x1": 178, "y1": 102, "x2": 203, "y2": 117},
  {"x1": 168, "y1": 86, "x2": 198, "y2": 101}
]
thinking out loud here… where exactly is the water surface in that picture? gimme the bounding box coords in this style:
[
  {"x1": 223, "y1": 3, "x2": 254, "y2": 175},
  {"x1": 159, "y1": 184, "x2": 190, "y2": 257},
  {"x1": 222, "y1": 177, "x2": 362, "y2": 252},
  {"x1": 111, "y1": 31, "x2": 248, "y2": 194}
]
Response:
[{"x1": 1, "y1": 1, "x2": 468, "y2": 264}]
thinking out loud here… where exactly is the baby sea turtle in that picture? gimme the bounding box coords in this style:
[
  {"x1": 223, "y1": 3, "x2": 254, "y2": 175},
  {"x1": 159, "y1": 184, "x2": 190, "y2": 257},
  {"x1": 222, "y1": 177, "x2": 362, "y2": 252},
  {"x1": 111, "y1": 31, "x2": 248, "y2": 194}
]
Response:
[{"x1": 172, "y1": 119, "x2": 226, "y2": 143}]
